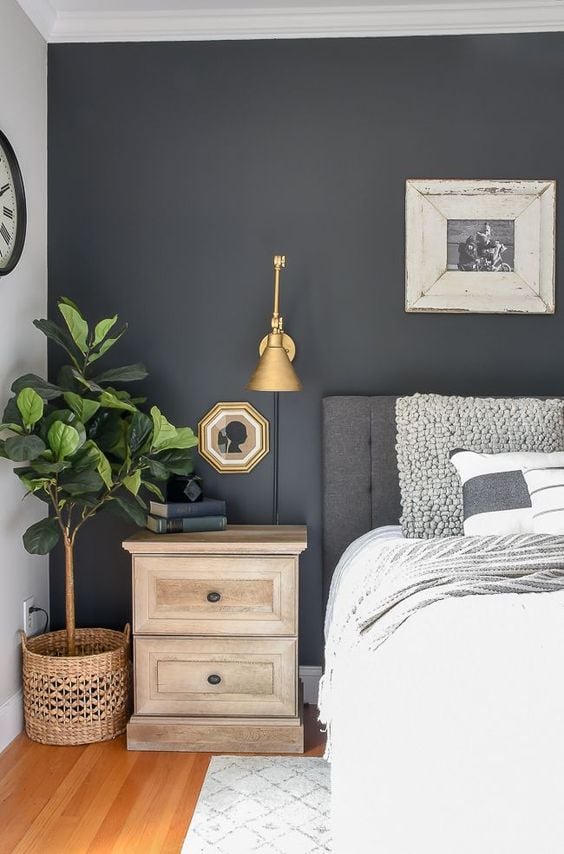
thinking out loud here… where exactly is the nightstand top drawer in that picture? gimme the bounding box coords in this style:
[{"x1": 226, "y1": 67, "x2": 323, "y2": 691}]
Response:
[
  {"x1": 134, "y1": 555, "x2": 297, "y2": 636},
  {"x1": 123, "y1": 524, "x2": 307, "y2": 556}
]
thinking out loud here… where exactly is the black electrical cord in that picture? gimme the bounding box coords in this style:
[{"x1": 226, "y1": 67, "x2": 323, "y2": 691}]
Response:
[{"x1": 29, "y1": 606, "x2": 49, "y2": 634}]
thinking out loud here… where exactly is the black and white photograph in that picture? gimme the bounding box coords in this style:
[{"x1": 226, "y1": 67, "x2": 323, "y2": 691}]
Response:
[{"x1": 447, "y1": 219, "x2": 514, "y2": 272}]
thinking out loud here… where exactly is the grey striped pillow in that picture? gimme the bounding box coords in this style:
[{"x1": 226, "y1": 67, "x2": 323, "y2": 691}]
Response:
[
  {"x1": 523, "y1": 467, "x2": 564, "y2": 534},
  {"x1": 450, "y1": 450, "x2": 564, "y2": 535}
]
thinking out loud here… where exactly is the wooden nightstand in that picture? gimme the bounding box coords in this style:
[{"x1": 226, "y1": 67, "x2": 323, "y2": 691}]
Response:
[{"x1": 123, "y1": 525, "x2": 307, "y2": 753}]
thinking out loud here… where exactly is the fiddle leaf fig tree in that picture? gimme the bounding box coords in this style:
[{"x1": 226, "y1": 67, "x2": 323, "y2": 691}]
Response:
[{"x1": 0, "y1": 297, "x2": 197, "y2": 656}]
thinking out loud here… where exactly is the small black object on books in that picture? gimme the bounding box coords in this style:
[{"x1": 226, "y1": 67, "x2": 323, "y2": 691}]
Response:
[{"x1": 167, "y1": 474, "x2": 203, "y2": 503}]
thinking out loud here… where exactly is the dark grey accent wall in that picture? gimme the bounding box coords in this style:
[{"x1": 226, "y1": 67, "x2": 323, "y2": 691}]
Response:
[{"x1": 48, "y1": 34, "x2": 564, "y2": 664}]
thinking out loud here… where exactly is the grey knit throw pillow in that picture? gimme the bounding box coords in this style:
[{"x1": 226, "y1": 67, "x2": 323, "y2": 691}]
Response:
[{"x1": 396, "y1": 393, "x2": 564, "y2": 538}]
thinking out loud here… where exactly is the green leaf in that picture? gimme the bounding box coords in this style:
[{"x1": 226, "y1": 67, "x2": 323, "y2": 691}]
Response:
[
  {"x1": 107, "y1": 494, "x2": 146, "y2": 527},
  {"x1": 88, "y1": 326, "x2": 127, "y2": 363},
  {"x1": 67, "y1": 439, "x2": 112, "y2": 490},
  {"x1": 142, "y1": 456, "x2": 169, "y2": 480},
  {"x1": 20, "y1": 475, "x2": 52, "y2": 495},
  {"x1": 0, "y1": 422, "x2": 25, "y2": 434},
  {"x1": 16, "y1": 388, "x2": 44, "y2": 430},
  {"x1": 70, "y1": 441, "x2": 101, "y2": 473},
  {"x1": 57, "y1": 364, "x2": 80, "y2": 392},
  {"x1": 11, "y1": 374, "x2": 63, "y2": 401},
  {"x1": 59, "y1": 296, "x2": 82, "y2": 312},
  {"x1": 110, "y1": 419, "x2": 128, "y2": 460},
  {"x1": 71, "y1": 370, "x2": 103, "y2": 393},
  {"x1": 160, "y1": 426, "x2": 198, "y2": 452},
  {"x1": 47, "y1": 421, "x2": 81, "y2": 460},
  {"x1": 58, "y1": 469, "x2": 104, "y2": 496},
  {"x1": 150, "y1": 407, "x2": 197, "y2": 453},
  {"x1": 128, "y1": 411, "x2": 153, "y2": 457},
  {"x1": 96, "y1": 448, "x2": 113, "y2": 489},
  {"x1": 86, "y1": 410, "x2": 123, "y2": 455},
  {"x1": 154, "y1": 447, "x2": 194, "y2": 475},
  {"x1": 99, "y1": 391, "x2": 136, "y2": 413},
  {"x1": 142, "y1": 480, "x2": 165, "y2": 501},
  {"x1": 2, "y1": 397, "x2": 22, "y2": 427},
  {"x1": 63, "y1": 392, "x2": 100, "y2": 424},
  {"x1": 123, "y1": 469, "x2": 141, "y2": 495},
  {"x1": 4, "y1": 435, "x2": 46, "y2": 462},
  {"x1": 33, "y1": 318, "x2": 81, "y2": 366},
  {"x1": 92, "y1": 363, "x2": 148, "y2": 384},
  {"x1": 41, "y1": 410, "x2": 86, "y2": 449},
  {"x1": 92, "y1": 315, "x2": 118, "y2": 348},
  {"x1": 59, "y1": 302, "x2": 89, "y2": 354},
  {"x1": 25, "y1": 459, "x2": 70, "y2": 475},
  {"x1": 150, "y1": 406, "x2": 176, "y2": 451},
  {"x1": 23, "y1": 517, "x2": 60, "y2": 555}
]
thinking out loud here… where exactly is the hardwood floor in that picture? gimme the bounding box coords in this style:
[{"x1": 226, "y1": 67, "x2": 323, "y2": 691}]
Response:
[{"x1": 0, "y1": 705, "x2": 325, "y2": 854}]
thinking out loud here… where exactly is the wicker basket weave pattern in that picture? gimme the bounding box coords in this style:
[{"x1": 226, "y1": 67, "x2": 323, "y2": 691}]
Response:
[{"x1": 21, "y1": 626, "x2": 131, "y2": 746}]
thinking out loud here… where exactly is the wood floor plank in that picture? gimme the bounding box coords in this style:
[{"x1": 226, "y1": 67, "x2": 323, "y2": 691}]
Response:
[
  {"x1": 0, "y1": 706, "x2": 324, "y2": 854},
  {"x1": 12, "y1": 743, "x2": 109, "y2": 854},
  {"x1": 0, "y1": 740, "x2": 86, "y2": 851}
]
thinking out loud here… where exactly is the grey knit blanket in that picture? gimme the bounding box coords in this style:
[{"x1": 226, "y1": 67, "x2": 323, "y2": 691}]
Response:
[{"x1": 319, "y1": 533, "x2": 564, "y2": 756}]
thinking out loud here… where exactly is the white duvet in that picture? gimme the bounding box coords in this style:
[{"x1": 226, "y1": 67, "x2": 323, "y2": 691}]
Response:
[{"x1": 325, "y1": 527, "x2": 564, "y2": 854}]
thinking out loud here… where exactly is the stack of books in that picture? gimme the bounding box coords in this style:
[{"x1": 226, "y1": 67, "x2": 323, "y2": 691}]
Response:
[{"x1": 146, "y1": 498, "x2": 227, "y2": 534}]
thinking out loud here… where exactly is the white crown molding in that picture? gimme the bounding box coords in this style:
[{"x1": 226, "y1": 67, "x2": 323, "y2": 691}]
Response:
[
  {"x1": 17, "y1": 1, "x2": 564, "y2": 43},
  {"x1": 16, "y1": 0, "x2": 57, "y2": 40}
]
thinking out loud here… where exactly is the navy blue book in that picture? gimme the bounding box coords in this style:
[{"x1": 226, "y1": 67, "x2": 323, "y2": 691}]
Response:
[{"x1": 149, "y1": 498, "x2": 226, "y2": 519}]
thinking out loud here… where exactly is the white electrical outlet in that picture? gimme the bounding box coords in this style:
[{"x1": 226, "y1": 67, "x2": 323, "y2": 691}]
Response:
[{"x1": 23, "y1": 596, "x2": 35, "y2": 635}]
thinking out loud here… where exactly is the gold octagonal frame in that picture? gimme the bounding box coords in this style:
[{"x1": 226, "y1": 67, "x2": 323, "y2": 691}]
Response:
[{"x1": 198, "y1": 401, "x2": 270, "y2": 474}]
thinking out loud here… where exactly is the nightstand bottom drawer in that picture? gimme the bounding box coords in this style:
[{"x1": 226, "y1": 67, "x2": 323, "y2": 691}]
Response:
[{"x1": 134, "y1": 636, "x2": 297, "y2": 717}]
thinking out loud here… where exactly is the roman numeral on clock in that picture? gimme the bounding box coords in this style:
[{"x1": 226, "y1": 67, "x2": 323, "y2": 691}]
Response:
[
  {"x1": 3, "y1": 206, "x2": 13, "y2": 219},
  {"x1": 0, "y1": 184, "x2": 9, "y2": 195},
  {"x1": 0, "y1": 222, "x2": 10, "y2": 244}
]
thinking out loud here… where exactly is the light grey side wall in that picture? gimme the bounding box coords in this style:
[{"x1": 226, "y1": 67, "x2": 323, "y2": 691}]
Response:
[{"x1": 0, "y1": 0, "x2": 47, "y2": 749}]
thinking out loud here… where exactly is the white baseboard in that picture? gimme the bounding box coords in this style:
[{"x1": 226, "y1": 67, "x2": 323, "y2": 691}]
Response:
[
  {"x1": 299, "y1": 666, "x2": 322, "y2": 706},
  {"x1": 0, "y1": 690, "x2": 23, "y2": 754}
]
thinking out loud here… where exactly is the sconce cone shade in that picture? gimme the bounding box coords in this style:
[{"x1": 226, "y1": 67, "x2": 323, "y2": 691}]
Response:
[{"x1": 247, "y1": 332, "x2": 303, "y2": 392}]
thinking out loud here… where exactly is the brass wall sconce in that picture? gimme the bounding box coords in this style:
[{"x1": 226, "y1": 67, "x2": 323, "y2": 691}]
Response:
[{"x1": 247, "y1": 255, "x2": 302, "y2": 523}]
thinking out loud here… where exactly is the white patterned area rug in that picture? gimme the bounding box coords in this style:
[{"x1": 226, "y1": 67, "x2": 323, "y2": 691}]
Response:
[{"x1": 181, "y1": 755, "x2": 331, "y2": 853}]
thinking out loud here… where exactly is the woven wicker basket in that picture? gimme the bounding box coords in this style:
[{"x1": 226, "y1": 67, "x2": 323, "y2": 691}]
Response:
[{"x1": 21, "y1": 625, "x2": 131, "y2": 746}]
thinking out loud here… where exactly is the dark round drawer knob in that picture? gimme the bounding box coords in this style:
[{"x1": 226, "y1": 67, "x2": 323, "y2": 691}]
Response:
[
  {"x1": 207, "y1": 591, "x2": 221, "y2": 603},
  {"x1": 207, "y1": 674, "x2": 221, "y2": 685}
]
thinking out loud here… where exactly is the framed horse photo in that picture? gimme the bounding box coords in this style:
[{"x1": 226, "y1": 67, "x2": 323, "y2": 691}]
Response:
[{"x1": 405, "y1": 179, "x2": 556, "y2": 314}]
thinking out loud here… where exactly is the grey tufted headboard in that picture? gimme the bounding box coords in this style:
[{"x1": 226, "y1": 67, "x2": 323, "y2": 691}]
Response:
[{"x1": 322, "y1": 396, "x2": 401, "y2": 603}]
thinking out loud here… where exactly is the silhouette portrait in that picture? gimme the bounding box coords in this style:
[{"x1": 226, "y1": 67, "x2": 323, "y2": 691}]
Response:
[{"x1": 224, "y1": 420, "x2": 247, "y2": 454}]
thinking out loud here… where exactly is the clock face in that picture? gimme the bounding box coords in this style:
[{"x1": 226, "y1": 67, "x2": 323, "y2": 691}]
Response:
[{"x1": 0, "y1": 131, "x2": 26, "y2": 276}]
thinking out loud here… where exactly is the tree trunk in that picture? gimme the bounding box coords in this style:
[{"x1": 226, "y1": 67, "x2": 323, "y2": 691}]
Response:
[{"x1": 64, "y1": 535, "x2": 76, "y2": 656}]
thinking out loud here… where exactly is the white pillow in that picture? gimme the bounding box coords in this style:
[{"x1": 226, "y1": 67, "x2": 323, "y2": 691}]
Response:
[
  {"x1": 523, "y1": 466, "x2": 564, "y2": 534},
  {"x1": 449, "y1": 450, "x2": 564, "y2": 535}
]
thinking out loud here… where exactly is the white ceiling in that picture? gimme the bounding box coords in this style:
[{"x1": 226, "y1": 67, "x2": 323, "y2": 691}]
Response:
[{"x1": 17, "y1": 0, "x2": 564, "y2": 43}]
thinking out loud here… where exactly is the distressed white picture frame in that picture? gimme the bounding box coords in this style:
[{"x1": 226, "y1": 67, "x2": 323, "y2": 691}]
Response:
[{"x1": 405, "y1": 179, "x2": 556, "y2": 314}]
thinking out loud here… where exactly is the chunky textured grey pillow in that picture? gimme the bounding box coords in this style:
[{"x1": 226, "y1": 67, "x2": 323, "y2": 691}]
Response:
[{"x1": 396, "y1": 394, "x2": 564, "y2": 538}]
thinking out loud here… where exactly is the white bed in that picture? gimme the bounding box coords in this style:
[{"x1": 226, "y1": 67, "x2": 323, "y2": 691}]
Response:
[{"x1": 324, "y1": 527, "x2": 564, "y2": 854}]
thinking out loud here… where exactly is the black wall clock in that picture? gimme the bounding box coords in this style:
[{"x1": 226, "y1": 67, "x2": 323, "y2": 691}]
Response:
[{"x1": 0, "y1": 129, "x2": 26, "y2": 276}]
